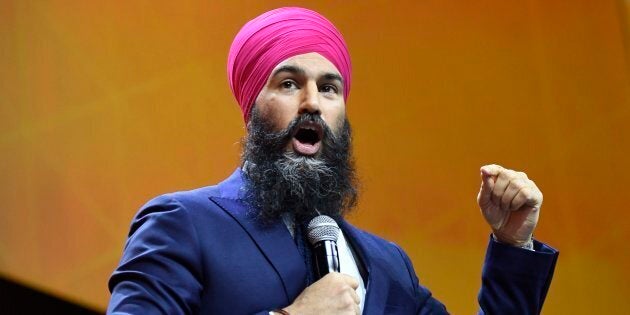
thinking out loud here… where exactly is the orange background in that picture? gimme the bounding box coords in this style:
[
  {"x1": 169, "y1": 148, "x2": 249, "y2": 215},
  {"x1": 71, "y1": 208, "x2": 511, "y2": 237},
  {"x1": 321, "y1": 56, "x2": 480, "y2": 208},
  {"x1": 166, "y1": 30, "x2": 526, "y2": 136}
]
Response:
[{"x1": 1, "y1": 1, "x2": 629, "y2": 313}]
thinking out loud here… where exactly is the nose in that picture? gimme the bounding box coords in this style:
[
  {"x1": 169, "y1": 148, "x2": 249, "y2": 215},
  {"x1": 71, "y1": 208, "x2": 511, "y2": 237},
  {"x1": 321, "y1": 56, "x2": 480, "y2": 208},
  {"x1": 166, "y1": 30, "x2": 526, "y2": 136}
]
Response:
[{"x1": 298, "y1": 81, "x2": 321, "y2": 115}]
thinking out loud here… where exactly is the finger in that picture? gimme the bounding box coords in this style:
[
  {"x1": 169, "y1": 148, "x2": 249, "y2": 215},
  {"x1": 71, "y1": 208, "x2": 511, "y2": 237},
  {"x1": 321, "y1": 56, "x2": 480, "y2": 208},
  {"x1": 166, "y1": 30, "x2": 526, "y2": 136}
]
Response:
[
  {"x1": 478, "y1": 171, "x2": 495, "y2": 205},
  {"x1": 510, "y1": 184, "x2": 542, "y2": 211},
  {"x1": 340, "y1": 274, "x2": 359, "y2": 290},
  {"x1": 500, "y1": 178, "x2": 528, "y2": 211},
  {"x1": 348, "y1": 287, "x2": 360, "y2": 304},
  {"x1": 509, "y1": 186, "x2": 531, "y2": 211},
  {"x1": 480, "y1": 164, "x2": 504, "y2": 177},
  {"x1": 491, "y1": 170, "x2": 513, "y2": 205},
  {"x1": 528, "y1": 180, "x2": 543, "y2": 206},
  {"x1": 522, "y1": 184, "x2": 543, "y2": 208},
  {"x1": 479, "y1": 165, "x2": 503, "y2": 205}
]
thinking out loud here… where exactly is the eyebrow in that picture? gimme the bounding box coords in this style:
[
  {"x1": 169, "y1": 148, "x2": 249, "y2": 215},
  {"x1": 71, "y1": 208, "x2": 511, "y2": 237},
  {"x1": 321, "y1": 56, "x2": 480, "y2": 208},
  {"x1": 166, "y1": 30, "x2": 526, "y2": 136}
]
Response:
[
  {"x1": 272, "y1": 65, "x2": 305, "y2": 77},
  {"x1": 272, "y1": 65, "x2": 344, "y2": 85},
  {"x1": 322, "y1": 73, "x2": 343, "y2": 85}
]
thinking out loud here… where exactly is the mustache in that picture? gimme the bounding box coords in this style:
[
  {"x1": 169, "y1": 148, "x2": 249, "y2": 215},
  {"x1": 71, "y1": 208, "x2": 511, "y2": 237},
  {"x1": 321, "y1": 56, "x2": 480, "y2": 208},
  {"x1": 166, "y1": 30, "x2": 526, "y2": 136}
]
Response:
[
  {"x1": 285, "y1": 113, "x2": 331, "y2": 142},
  {"x1": 256, "y1": 112, "x2": 335, "y2": 152}
]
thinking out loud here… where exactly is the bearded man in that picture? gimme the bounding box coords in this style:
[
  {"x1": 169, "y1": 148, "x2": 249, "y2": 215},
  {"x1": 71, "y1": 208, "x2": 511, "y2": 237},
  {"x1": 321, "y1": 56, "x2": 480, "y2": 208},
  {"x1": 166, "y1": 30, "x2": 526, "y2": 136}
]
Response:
[{"x1": 108, "y1": 7, "x2": 558, "y2": 315}]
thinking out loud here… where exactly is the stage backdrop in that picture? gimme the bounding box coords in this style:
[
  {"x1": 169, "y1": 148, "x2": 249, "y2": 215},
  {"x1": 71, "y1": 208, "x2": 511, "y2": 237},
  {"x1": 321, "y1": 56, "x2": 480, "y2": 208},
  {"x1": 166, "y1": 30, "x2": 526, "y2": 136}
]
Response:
[{"x1": 1, "y1": 1, "x2": 629, "y2": 313}]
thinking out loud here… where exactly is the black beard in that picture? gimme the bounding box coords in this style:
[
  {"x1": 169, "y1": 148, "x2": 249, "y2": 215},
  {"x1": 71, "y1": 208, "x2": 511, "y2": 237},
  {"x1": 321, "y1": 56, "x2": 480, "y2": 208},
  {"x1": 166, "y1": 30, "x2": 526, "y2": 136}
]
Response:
[{"x1": 241, "y1": 108, "x2": 358, "y2": 226}]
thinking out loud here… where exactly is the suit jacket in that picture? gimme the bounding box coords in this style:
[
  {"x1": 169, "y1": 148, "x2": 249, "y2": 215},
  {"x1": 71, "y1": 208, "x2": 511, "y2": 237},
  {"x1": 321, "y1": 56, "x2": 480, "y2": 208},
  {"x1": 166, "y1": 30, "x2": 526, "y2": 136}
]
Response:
[{"x1": 108, "y1": 169, "x2": 558, "y2": 314}]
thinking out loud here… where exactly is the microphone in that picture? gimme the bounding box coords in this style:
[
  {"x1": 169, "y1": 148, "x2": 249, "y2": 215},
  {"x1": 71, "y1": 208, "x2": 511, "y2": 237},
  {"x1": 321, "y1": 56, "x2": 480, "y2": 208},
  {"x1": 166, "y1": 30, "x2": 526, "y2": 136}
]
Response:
[{"x1": 307, "y1": 215, "x2": 340, "y2": 280}]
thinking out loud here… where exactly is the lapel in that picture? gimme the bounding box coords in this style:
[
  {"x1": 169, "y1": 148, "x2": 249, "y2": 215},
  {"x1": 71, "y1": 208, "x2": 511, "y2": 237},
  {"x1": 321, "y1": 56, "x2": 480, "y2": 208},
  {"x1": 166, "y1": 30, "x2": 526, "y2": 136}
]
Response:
[
  {"x1": 340, "y1": 221, "x2": 389, "y2": 314},
  {"x1": 208, "y1": 169, "x2": 308, "y2": 304}
]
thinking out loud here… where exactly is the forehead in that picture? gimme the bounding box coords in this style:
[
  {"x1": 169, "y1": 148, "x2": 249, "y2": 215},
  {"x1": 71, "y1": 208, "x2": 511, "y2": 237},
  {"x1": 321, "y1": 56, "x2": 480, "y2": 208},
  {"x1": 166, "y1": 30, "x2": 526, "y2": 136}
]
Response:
[{"x1": 271, "y1": 52, "x2": 341, "y2": 76}]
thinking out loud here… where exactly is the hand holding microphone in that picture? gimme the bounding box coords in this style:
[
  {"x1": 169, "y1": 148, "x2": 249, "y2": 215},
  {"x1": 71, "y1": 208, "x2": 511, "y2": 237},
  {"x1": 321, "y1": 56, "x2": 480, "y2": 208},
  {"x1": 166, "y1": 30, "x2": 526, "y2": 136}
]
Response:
[{"x1": 283, "y1": 273, "x2": 360, "y2": 315}]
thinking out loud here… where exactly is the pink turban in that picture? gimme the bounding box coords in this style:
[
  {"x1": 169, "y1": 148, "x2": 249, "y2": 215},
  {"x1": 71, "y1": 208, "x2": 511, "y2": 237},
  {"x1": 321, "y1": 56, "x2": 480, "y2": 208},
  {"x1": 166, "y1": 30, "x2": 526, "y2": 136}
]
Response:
[{"x1": 227, "y1": 7, "x2": 352, "y2": 122}]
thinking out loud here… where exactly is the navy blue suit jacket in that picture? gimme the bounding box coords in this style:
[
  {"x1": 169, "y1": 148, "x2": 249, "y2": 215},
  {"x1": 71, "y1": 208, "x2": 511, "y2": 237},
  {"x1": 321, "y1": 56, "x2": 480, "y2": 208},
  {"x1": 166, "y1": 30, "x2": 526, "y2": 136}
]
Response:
[{"x1": 108, "y1": 169, "x2": 558, "y2": 314}]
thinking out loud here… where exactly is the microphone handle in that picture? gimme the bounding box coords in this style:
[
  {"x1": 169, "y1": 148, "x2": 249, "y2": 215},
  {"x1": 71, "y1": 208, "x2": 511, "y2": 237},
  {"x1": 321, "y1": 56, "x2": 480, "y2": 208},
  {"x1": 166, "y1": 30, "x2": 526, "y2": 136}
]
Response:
[{"x1": 312, "y1": 240, "x2": 340, "y2": 280}]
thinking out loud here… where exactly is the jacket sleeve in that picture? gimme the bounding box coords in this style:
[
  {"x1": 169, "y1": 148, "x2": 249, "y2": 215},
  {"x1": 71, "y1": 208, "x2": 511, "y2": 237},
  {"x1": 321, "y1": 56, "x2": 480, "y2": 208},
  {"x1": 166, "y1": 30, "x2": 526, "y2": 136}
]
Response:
[
  {"x1": 107, "y1": 194, "x2": 204, "y2": 315},
  {"x1": 395, "y1": 236, "x2": 558, "y2": 315},
  {"x1": 478, "y1": 237, "x2": 559, "y2": 315}
]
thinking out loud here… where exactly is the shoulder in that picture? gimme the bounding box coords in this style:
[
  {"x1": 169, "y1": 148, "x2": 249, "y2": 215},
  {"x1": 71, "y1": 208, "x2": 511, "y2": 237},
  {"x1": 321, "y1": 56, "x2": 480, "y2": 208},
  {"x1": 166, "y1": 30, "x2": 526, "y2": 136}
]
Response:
[
  {"x1": 135, "y1": 185, "x2": 216, "y2": 215},
  {"x1": 136, "y1": 168, "x2": 245, "y2": 216},
  {"x1": 143, "y1": 185, "x2": 219, "y2": 211},
  {"x1": 128, "y1": 180, "x2": 238, "y2": 237},
  {"x1": 125, "y1": 169, "x2": 249, "y2": 241}
]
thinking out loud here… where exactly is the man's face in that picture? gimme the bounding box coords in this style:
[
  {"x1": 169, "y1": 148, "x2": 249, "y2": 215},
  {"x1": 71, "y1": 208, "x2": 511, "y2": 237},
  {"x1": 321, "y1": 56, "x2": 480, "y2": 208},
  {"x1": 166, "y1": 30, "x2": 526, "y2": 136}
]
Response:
[
  {"x1": 254, "y1": 52, "x2": 346, "y2": 156},
  {"x1": 242, "y1": 53, "x2": 357, "y2": 224}
]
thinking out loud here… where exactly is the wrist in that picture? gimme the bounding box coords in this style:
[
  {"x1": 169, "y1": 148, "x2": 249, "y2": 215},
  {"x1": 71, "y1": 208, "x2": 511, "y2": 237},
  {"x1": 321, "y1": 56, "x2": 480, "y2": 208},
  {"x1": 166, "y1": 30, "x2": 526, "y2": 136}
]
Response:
[{"x1": 492, "y1": 233, "x2": 534, "y2": 251}]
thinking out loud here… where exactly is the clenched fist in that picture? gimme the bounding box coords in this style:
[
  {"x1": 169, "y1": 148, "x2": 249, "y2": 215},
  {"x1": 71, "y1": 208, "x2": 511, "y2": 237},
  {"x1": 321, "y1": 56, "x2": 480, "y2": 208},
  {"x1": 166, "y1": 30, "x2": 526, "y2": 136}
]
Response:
[
  {"x1": 281, "y1": 273, "x2": 360, "y2": 315},
  {"x1": 477, "y1": 164, "x2": 543, "y2": 247}
]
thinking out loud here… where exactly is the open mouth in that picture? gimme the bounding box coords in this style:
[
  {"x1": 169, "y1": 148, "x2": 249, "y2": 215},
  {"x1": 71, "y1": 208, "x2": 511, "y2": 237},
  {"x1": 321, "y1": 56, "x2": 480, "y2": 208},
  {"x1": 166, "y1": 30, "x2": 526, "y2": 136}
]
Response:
[{"x1": 291, "y1": 121, "x2": 323, "y2": 156}]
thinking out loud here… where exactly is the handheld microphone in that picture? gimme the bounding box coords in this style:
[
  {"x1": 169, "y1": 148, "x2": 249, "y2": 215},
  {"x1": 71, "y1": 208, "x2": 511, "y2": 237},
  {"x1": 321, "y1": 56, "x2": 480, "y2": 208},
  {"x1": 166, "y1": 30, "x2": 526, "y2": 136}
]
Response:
[{"x1": 306, "y1": 215, "x2": 340, "y2": 280}]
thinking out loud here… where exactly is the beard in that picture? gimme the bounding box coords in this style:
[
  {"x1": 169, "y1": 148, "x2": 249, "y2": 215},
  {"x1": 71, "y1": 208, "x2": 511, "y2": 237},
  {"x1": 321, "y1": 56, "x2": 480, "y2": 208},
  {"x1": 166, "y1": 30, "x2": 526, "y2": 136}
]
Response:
[{"x1": 241, "y1": 108, "x2": 359, "y2": 225}]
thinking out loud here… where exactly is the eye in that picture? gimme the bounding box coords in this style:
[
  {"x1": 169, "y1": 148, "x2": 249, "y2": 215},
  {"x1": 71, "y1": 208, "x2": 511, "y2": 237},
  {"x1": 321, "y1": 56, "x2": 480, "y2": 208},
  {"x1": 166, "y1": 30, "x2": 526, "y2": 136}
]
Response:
[
  {"x1": 320, "y1": 84, "x2": 339, "y2": 94},
  {"x1": 280, "y1": 80, "x2": 298, "y2": 90}
]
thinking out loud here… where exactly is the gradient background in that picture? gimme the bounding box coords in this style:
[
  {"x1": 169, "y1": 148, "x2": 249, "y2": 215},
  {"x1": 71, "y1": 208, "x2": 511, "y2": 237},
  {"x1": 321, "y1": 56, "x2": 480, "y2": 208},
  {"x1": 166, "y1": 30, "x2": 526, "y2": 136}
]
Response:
[{"x1": 1, "y1": 1, "x2": 629, "y2": 313}]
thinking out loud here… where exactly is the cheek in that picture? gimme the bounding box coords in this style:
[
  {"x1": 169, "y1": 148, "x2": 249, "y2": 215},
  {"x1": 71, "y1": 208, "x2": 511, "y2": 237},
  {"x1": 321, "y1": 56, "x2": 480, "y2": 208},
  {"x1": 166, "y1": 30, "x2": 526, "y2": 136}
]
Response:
[
  {"x1": 323, "y1": 103, "x2": 346, "y2": 133},
  {"x1": 257, "y1": 95, "x2": 297, "y2": 130}
]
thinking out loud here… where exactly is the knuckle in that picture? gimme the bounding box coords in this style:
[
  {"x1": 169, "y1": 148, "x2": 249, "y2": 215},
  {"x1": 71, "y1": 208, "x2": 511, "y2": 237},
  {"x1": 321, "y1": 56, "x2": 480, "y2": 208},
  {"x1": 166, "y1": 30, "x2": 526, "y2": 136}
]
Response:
[
  {"x1": 346, "y1": 285, "x2": 357, "y2": 294},
  {"x1": 510, "y1": 179, "x2": 522, "y2": 189},
  {"x1": 492, "y1": 191, "x2": 501, "y2": 201},
  {"x1": 527, "y1": 195, "x2": 536, "y2": 204},
  {"x1": 330, "y1": 273, "x2": 342, "y2": 281},
  {"x1": 333, "y1": 285, "x2": 345, "y2": 296},
  {"x1": 498, "y1": 169, "x2": 509, "y2": 178},
  {"x1": 523, "y1": 189, "x2": 536, "y2": 201},
  {"x1": 517, "y1": 178, "x2": 529, "y2": 188},
  {"x1": 342, "y1": 295, "x2": 355, "y2": 307}
]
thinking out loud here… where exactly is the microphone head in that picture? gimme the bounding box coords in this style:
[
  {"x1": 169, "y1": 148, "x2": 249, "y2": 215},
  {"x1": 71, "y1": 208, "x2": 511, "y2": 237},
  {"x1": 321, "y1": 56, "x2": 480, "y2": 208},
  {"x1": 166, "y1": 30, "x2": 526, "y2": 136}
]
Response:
[{"x1": 306, "y1": 215, "x2": 340, "y2": 245}]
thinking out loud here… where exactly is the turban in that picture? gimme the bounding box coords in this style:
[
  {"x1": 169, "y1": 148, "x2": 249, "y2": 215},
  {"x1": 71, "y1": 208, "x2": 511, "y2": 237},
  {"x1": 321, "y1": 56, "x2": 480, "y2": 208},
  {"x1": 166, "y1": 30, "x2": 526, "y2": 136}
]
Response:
[{"x1": 227, "y1": 7, "x2": 352, "y2": 122}]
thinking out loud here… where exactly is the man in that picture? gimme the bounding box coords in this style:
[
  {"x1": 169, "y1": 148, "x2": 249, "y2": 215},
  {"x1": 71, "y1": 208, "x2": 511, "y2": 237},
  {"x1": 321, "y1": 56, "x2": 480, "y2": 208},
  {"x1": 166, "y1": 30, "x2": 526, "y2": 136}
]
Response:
[{"x1": 108, "y1": 7, "x2": 558, "y2": 314}]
